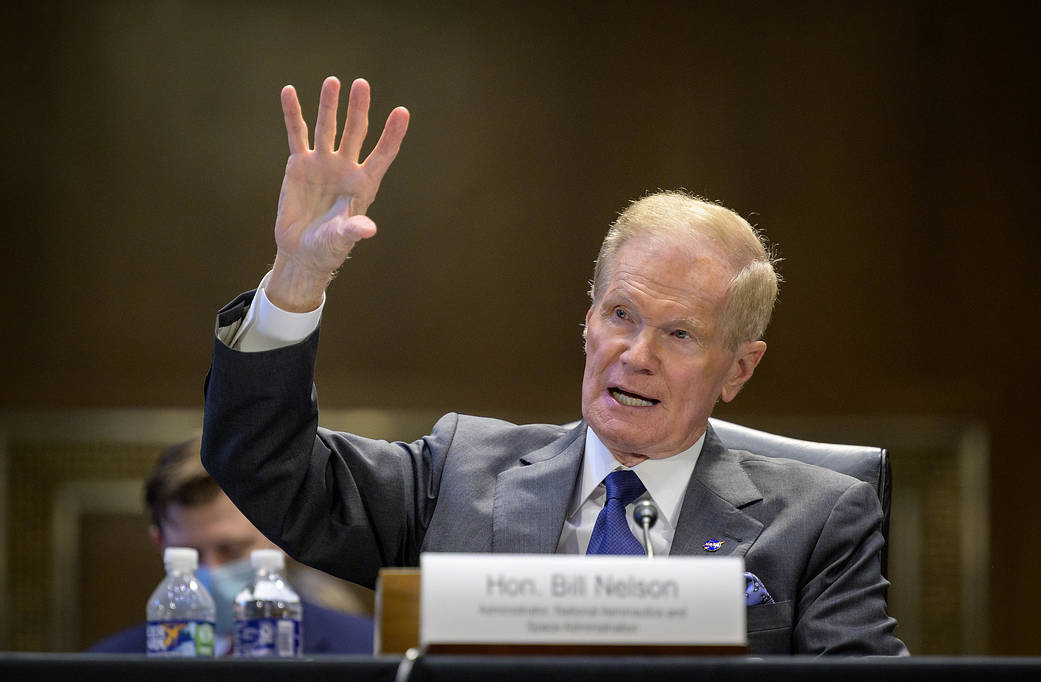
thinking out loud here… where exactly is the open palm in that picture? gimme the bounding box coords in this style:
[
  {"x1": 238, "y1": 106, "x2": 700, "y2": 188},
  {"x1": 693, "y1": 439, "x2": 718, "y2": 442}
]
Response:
[{"x1": 270, "y1": 77, "x2": 409, "y2": 308}]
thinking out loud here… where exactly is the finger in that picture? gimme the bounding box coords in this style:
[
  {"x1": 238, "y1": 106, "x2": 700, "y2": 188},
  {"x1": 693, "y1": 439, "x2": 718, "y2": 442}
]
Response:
[
  {"x1": 281, "y1": 85, "x2": 309, "y2": 154},
  {"x1": 361, "y1": 106, "x2": 410, "y2": 182},
  {"x1": 337, "y1": 214, "x2": 378, "y2": 242},
  {"x1": 313, "y1": 76, "x2": 341, "y2": 153},
  {"x1": 328, "y1": 212, "x2": 378, "y2": 249},
  {"x1": 339, "y1": 78, "x2": 371, "y2": 160}
]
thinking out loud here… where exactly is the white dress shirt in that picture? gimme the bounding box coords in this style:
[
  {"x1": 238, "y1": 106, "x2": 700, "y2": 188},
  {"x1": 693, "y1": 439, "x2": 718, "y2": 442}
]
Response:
[
  {"x1": 229, "y1": 273, "x2": 703, "y2": 556},
  {"x1": 554, "y1": 427, "x2": 703, "y2": 556},
  {"x1": 219, "y1": 272, "x2": 325, "y2": 352}
]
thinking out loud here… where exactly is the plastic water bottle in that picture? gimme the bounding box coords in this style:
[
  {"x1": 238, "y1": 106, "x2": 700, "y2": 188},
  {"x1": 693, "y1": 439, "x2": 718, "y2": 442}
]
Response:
[
  {"x1": 146, "y1": 547, "x2": 216, "y2": 657},
  {"x1": 233, "y1": 549, "x2": 302, "y2": 657}
]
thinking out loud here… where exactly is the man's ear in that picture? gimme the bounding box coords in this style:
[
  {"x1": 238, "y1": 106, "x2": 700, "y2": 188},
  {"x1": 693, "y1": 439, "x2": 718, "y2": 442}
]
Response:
[
  {"x1": 149, "y1": 524, "x2": 164, "y2": 550},
  {"x1": 721, "y1": 340, "x2": 767, "y2": 403}
]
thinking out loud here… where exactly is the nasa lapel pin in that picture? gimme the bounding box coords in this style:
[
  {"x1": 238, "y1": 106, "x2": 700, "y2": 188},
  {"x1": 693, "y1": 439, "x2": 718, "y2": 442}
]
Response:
[{"x1": 702, "y1": 538, "x2": 725, "y2": 552}]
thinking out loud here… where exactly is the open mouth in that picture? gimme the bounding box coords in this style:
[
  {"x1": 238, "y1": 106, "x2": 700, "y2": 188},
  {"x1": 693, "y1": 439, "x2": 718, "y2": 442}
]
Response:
[{"x1": 609, "y1": 387, "x2": 659, "y2": 407}]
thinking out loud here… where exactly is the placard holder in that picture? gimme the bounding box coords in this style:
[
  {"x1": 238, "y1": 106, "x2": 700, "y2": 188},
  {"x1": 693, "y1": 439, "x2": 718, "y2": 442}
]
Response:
[
  {"x1": 375, "y1": 568, "x2": 422, "y2": 655},
  {"x1": 375, "y1": 567, "x2": 747, "y2": 656},
  {"x1": 425, "y1": 643, "x2": 746, "y2": 655}
]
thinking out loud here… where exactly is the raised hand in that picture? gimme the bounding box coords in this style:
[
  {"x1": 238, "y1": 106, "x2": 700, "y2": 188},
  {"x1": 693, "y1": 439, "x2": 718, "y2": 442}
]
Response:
[{"x1": 267, "y1": 77, "x2": 409, "y2": 312}]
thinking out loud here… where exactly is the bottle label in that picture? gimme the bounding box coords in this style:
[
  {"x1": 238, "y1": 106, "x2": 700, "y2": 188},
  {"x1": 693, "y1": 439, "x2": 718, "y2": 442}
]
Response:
[
  {"x1": 146, "y1": 620, "x2": 216, "y2": 657},
  {"x1": 234, "y1": 618, "x2": 301, "y2": 657}
]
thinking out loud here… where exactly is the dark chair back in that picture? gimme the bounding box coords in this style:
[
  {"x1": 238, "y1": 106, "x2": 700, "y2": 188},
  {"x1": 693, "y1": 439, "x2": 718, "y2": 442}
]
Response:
[{"x1": 709, "y1": 418, "x2": 892, "y2": 578}]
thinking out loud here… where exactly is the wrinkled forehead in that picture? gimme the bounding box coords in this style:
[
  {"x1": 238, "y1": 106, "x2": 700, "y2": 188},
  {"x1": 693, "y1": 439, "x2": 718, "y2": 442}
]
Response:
[
  {"x1": 599, "y1": 235, "x2": 734, "y2": 331},
  {"x1": 603, "y1": 233, "x2": 734, "y2": 300}
]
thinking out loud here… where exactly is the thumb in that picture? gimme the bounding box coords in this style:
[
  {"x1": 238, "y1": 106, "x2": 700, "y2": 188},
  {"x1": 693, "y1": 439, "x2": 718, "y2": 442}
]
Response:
[{"x1": 334, "y1": 214, "x2": 378, "y2": 244}]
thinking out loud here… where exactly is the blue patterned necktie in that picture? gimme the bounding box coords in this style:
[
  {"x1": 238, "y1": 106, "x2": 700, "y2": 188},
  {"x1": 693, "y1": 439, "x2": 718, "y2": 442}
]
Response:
[{"x1": 586, "y1": 470, "x2": 647, "y2": 555}]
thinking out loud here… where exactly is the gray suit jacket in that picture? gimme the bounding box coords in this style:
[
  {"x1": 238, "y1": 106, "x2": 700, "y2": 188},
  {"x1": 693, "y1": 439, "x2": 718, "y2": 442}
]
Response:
[{"x1": 203, "y1": 291, "x2": 906, "y2": 656}]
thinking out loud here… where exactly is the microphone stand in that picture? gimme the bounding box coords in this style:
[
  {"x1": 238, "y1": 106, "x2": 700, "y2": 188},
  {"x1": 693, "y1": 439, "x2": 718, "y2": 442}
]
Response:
[{"x1": 633, "y1": 500, "x2": 659, "y2": 559}]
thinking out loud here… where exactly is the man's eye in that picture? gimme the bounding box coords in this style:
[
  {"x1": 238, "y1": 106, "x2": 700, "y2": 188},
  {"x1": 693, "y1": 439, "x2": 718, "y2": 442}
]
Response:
[
  {"x1": 674, "y1": 329, "x2": 690, "y2": 339},
  {"x1": 614, "y1": 308, "x2": 629, "y2": 320},
  {"x1": 220, "y1": 543, "x2": 252, "y2": 561}
]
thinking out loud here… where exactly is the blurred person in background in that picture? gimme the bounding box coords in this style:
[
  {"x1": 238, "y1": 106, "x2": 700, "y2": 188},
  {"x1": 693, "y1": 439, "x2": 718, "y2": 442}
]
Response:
[{"x1": 87, "y1": 435, "x2": 373, "y2": 655}]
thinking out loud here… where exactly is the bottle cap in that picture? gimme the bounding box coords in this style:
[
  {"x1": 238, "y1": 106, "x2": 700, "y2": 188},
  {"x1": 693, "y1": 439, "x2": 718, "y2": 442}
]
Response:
[
  {"x1": 163, "y1": 547, "x2": 198, "y2": 572},
  {"x1": 251, "y1": 548, "x2": 285, "y2": 571}
]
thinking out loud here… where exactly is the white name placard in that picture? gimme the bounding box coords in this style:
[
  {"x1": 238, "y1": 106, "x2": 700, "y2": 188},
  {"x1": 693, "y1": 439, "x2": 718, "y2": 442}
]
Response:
[{"x1": 420, "y1": 553, "x2": 746, "y2": 647}]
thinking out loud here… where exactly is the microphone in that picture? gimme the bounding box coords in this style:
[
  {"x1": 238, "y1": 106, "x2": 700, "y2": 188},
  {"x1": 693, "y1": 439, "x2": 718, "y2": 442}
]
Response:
[{"x1": 632, "y1": 500, "x2": 659, "y2": 558}]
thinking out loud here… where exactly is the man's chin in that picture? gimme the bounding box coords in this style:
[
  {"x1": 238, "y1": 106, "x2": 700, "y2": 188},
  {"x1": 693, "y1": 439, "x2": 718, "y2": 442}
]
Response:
[
  {"x1": 592, "y1": 426, "x2": 660, "y2": 461},
  {"x1": 610, "y1": 450, "x2": 650, "y2": 467}
]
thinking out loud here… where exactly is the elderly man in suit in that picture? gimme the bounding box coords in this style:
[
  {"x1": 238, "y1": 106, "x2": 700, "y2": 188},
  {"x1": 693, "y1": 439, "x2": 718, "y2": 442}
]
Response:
[{"x1": 202, "y1": 76, "x2": 906, "y2": 655}]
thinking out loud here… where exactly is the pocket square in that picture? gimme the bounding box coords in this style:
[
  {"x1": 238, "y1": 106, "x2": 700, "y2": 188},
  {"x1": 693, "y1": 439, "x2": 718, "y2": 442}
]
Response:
[{"x1": 744, "y1": 571, "x2": 775, "y2": 605}]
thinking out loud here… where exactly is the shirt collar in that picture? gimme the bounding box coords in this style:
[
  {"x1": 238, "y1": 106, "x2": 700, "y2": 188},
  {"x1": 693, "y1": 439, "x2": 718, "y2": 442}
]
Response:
[{"x1": 578, "y1": 426, "x2": 705, "y2": 529}]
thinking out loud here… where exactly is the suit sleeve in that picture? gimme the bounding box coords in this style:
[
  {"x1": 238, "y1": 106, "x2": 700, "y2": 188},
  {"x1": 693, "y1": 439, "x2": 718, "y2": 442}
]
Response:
[
  {"x1": 793, "y1": 480, "x2": 909, "y2": 655},
  {"x1": 201, "y1": 293, "x2": 457, "y2": 589}
]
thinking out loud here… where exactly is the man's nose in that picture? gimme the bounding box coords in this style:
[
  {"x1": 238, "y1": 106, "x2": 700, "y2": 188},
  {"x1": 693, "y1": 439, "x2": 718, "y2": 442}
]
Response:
[{"x1": 621, "y1": 327, "x2": 658, "y2": 372}]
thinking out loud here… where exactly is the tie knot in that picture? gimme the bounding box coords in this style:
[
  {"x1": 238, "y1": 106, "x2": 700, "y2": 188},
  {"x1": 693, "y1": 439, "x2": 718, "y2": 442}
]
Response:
[{"x1": 603, "y1": 470, "x2": 646, "y2": 506}]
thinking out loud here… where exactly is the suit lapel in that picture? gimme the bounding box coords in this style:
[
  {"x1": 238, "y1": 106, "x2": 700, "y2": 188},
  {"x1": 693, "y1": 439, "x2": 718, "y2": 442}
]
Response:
[
  {"x1": 671, "y1": 425, "x2": 765, "y2": 557},
  {"x1": 492, "y1": 421, "x2": 586, "y2": 553}
]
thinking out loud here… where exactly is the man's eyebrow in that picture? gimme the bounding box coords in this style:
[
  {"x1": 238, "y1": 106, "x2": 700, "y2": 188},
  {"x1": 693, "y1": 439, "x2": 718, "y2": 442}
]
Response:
[
  {"x1": 601, "y1": 293, "x2": 711, "y2": 336},
  {"x1": 597, "y1": 290, "x2": 632, "y2": 309},
  {"x1": 223, "y1": 538, "x2": 256, "y2": 547},
  {"x1": 669, "y1": 316, "x2": 710, "y2": 337}
]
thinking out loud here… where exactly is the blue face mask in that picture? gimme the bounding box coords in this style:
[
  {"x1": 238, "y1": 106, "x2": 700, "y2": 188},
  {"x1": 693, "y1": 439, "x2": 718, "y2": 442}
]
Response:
[{"x1": 195, "y1": 557, "x2": 254, "y2": 635}]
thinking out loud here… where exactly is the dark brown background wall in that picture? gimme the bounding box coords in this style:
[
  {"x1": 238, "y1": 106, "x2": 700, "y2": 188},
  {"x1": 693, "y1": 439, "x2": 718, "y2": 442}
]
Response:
[{"x1": 2, "y1": 1, "x2": 1038, "y2": 654}]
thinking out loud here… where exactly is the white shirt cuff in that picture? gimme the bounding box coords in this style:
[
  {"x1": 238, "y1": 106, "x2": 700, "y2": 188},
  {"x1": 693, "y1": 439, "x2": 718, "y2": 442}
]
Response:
[{"x1": 222, "y1": 271, "x2": 325, "y2": 352}]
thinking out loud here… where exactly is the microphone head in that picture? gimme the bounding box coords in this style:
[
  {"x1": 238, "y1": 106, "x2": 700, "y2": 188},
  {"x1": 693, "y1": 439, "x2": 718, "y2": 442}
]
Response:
[{"x1": 633, "y1": 499, "x2": 659, "y2": 528}]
